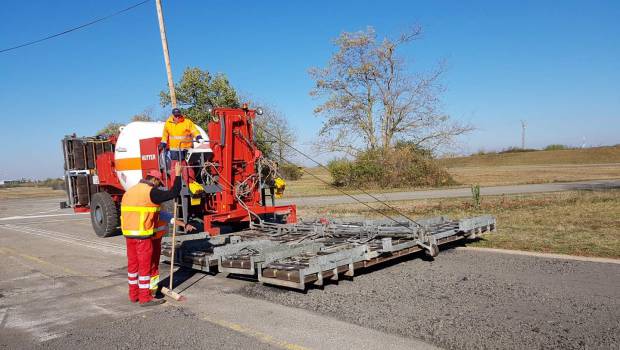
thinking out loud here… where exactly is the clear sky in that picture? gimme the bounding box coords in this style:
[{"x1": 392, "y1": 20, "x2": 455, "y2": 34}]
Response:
[{"x1": 1, "y1": 0, "x2": 618, "y2": 179}]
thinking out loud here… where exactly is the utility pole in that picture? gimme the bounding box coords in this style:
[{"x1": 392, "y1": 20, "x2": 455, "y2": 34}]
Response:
[
  {"x1": 155, "y1": 0, "x2": 177, "y2": 108},
  {"x1": 520, "y1": 120, "x2": 527, "y2": 149}
]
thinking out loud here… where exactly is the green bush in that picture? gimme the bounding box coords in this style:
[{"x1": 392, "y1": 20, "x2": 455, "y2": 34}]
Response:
[
  {"x1": 499, "y1": 146, "x2": 537, "y2": 153},
  {"x1": 327, "y1": 144, "x2": 455, "y2": 189},
  {"x1": 544, "y1": 144, "x2": 568, "y2": 151},
  {"x1": 327, "y1": 158, "x2": 354, "y2": 187},
  {"x1": 279, "y1": 163, "x2": 303, "y2": 180},
  {"x1": 471, "y1": 184, "x2": 481, "y2": 209}
]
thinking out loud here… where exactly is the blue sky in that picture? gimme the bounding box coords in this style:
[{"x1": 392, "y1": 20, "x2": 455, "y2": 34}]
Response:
[{"x1": 1, "y1": 0, "x2": 618, "y2": 179}]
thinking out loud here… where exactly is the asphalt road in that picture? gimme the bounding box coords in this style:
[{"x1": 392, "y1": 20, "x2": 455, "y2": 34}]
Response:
[
  {"x1": 1, "y1": 196, "x2": 619, "y2": 349},
  {"x1": 280, "y1": 179, "x2": 620, "y2": 207}
]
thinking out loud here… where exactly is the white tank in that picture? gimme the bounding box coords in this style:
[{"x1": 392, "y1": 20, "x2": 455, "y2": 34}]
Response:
[{"x1": 114, "y1": 121, "x2": 209, "y2": 190}]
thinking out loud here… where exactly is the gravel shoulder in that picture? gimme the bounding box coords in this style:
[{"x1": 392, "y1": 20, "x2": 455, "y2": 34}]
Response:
[{"x1": 241, "y1": 249, "x2": 620, "y2": 350}]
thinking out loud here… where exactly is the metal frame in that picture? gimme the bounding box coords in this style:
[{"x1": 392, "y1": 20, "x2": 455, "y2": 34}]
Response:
[{"x1": 162, "y1": 215, "x2": 497, "y2": 290}]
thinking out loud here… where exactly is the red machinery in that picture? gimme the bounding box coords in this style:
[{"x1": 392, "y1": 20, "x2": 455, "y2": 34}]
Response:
[{"x1": 61, "y1": 106, "x2": 297, "y2": 237}]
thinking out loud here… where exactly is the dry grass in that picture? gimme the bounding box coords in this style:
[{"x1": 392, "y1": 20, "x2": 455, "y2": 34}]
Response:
[
  {"x1": 0, "y1": 187, "x2": 65, "y2": 199},
  {"x1": 441, "y1": 145, "x2": 620, "y2": 167},
  {"x1": 449, "y1": 163, "x2": 620, "y2": 186},
  {"x1": 285, "y1": 146, "x2": 620, "y2": 197},
  {"x1": 296, "y1": 189, "x2": 620, "y2": 259}
]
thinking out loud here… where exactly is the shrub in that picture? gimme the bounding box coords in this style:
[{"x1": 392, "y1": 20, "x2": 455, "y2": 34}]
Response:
[
  {"x1": 471, "y1": 184, "x2": 481, "y2": 208},
  {"x1": 499, "y1": 146, "x2": 537, "y2": 153},
  {"x1": 327, "y1": 158, "x2": 354, "y2": 187},
  {"x1": 544, "y1": 144, "x2": 568, "y2": 151},
  {"x1": 279, "y1": 163, "x2": 303, "y2": 180},
  {"x1": 327, "y1": 144, "x2": 455, "y2": 189}
]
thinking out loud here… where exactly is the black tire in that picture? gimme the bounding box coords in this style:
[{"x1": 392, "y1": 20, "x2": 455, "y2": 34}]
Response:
[{"x1": 90, "y1": 192, "x2": 120, "y2": 237}]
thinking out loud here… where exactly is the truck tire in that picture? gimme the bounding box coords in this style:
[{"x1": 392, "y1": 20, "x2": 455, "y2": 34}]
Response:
[{"x1": 90, "y1": 192, "x2": 120, "y2": 237}]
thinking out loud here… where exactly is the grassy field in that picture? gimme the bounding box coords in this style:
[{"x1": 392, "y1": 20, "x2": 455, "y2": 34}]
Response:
[
  {"x1": 441, "y1": 145, "x2": 620, "y2": 167},
  {"x1": 286, "y1": 146, "x2": 620, "y2": 197},
  {"x1": 296, "y1": 189, "x2": 620, "y2": 259},
  {"x1": 0, "y1": 187, "x2": 65, "y2": 199},
  {"x1": 448, "y1": 163, "x2": 620, "y2": 186}
]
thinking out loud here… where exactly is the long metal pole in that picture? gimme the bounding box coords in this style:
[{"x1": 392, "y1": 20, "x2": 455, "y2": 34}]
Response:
[{"x1": 155, "y1": 0, "x2": 177, "y2": 108}]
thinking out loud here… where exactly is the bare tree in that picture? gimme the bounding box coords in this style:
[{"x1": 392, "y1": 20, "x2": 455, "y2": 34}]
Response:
[
  {"x1": 253, "y1": 105, "x2": 296, "y2": 162},
  {"x1": 131, "y1": 107, "x2": 154, "y2": 122},
  {"x1": 310, "y1": 26, "x2": 472, "y2": 155}
]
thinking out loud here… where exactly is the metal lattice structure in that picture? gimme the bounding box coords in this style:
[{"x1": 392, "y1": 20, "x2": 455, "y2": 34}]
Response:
[{"x1": 162, "y1": 215, "x2": 496, "y2": 290}]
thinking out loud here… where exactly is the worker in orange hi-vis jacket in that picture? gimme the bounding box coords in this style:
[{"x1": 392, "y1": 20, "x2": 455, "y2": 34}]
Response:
[
  {"x1": 121, "y1": 164, "x2": 182, "y2": 307},
  {"x1": 149, "y1": 210, "x2": 196, "y2": 298},
  {"x1": 159, "y1": 108, "x2": 202, "y2": 184}
]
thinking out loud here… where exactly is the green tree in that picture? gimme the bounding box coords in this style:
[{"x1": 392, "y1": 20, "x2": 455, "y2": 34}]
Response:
[{"x1": 160, "y1": 67, "x2": 240, "y2": 128}]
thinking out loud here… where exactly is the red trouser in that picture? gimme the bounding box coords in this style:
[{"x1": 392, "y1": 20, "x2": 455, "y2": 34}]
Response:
[
  {"x1": 150, "y1": 237, "x2": 162, "y2": 295},
  {"x1": 126, "y1": 237, "x2": 153, "y2": 303}
]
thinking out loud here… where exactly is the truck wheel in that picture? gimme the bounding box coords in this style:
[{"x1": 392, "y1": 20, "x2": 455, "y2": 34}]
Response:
[{"x1": 90, "y1": 192, "x2": 120, "y2": 237}]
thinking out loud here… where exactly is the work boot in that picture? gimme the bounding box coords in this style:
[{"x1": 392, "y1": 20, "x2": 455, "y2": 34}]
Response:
[{"x1": 139, "y1": 299, "x2": 166, "y2": 307}]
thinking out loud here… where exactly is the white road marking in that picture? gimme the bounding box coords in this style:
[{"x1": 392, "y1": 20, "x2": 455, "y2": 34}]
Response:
[
  {"x1": 21, "y1": 217, "x2": 89, "y2": 225},
  {"x1": 0, "y1": 224, "x2": 124, "y2": 255},
  {"x1": 31, "y1": 207, "x2": 62, "y2": 215},
  {"x1": 0, "y1": 213, "x2": 88, "y2": 221},
  {"x1": 3, "y1": 224, "x2": 125, "y2": 250}
]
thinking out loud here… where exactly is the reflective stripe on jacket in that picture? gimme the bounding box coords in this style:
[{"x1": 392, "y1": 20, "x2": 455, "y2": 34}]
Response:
[
  {"x1": 153, "y1": 219, "x2": 168, "y2": 239},
  {"x1": 120, "y1": 183, "x2": 160, "y2": 238},
  {"x1": 161, "y1": 115, "x2": 200, "y2": 150}
]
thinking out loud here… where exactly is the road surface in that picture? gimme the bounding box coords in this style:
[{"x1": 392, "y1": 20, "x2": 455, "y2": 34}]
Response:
[
  {"x1": 281, "y1": 179, "x2": 620, "y2": 207},
  {"x1": 0, "y1": 195, "x2": 618, "y2": 349}
]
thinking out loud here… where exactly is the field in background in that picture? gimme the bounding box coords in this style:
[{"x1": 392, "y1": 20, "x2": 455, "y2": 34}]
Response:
[
  {"x1": 448, "y1": 163, "x2": 620, "y2": 186},
  {"x1": 0, "y1": 187, "x2": 64, "y2": 199},
  {"x1": 4, "y1": 146, "x2": 619, "y2": 200},
  {"x1": 296, "y1": 189, "x2": 620, "y2": 259},
  {"x1": 441, "y1": 145, "x2": 620, "y2": 167},
  {"x1": 286, "y1": 146, "x2": 620, "y2": 197}
]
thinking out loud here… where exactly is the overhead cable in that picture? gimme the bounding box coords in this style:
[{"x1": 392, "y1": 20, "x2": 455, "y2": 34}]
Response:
[{"x1": 0, "y1": 0, "x2": 151, "y2": 54}]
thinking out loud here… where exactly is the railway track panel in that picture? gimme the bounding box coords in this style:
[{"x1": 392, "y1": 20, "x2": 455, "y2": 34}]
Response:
[{"x1": 161, "y1": 215, "x2": 497, "y2": 290}]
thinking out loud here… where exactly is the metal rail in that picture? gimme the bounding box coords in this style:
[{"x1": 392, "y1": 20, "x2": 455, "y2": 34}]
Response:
[{"x1": 161, "y1": 215, "x2": 496, "y2": 290}]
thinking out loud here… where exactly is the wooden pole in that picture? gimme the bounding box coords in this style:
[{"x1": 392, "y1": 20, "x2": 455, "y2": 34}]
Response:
[
  {"x1": 169, "y1": 198, "x2": 178, "y2": 290},
  {"x1": 155, "y1": 0, "x2": 177, "y2": 108},
  {"x1": 160, "y1": 197, "x2": 185, "y2": 301}
]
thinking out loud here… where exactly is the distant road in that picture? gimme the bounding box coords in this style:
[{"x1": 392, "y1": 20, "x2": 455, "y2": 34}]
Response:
[{"x1": 280, "y1": 179, "x2": 620, "y2": 207}]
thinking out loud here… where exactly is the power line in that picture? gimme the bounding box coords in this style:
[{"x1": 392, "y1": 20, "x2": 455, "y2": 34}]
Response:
[{"x1": 0, "y1": 0, "x2": 152, "y2": 54}]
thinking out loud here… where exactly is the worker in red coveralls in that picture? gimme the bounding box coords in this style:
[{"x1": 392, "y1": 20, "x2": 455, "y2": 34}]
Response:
[
  {"x1": 121, "y1": 164, "x2": 182, "y2": 306},
  {"x1": 159, "y1": 108, "x2": 203, "y2": 184},
  {"x1": 149, "y1": 210, "x2": 196, "y2": 297}
]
